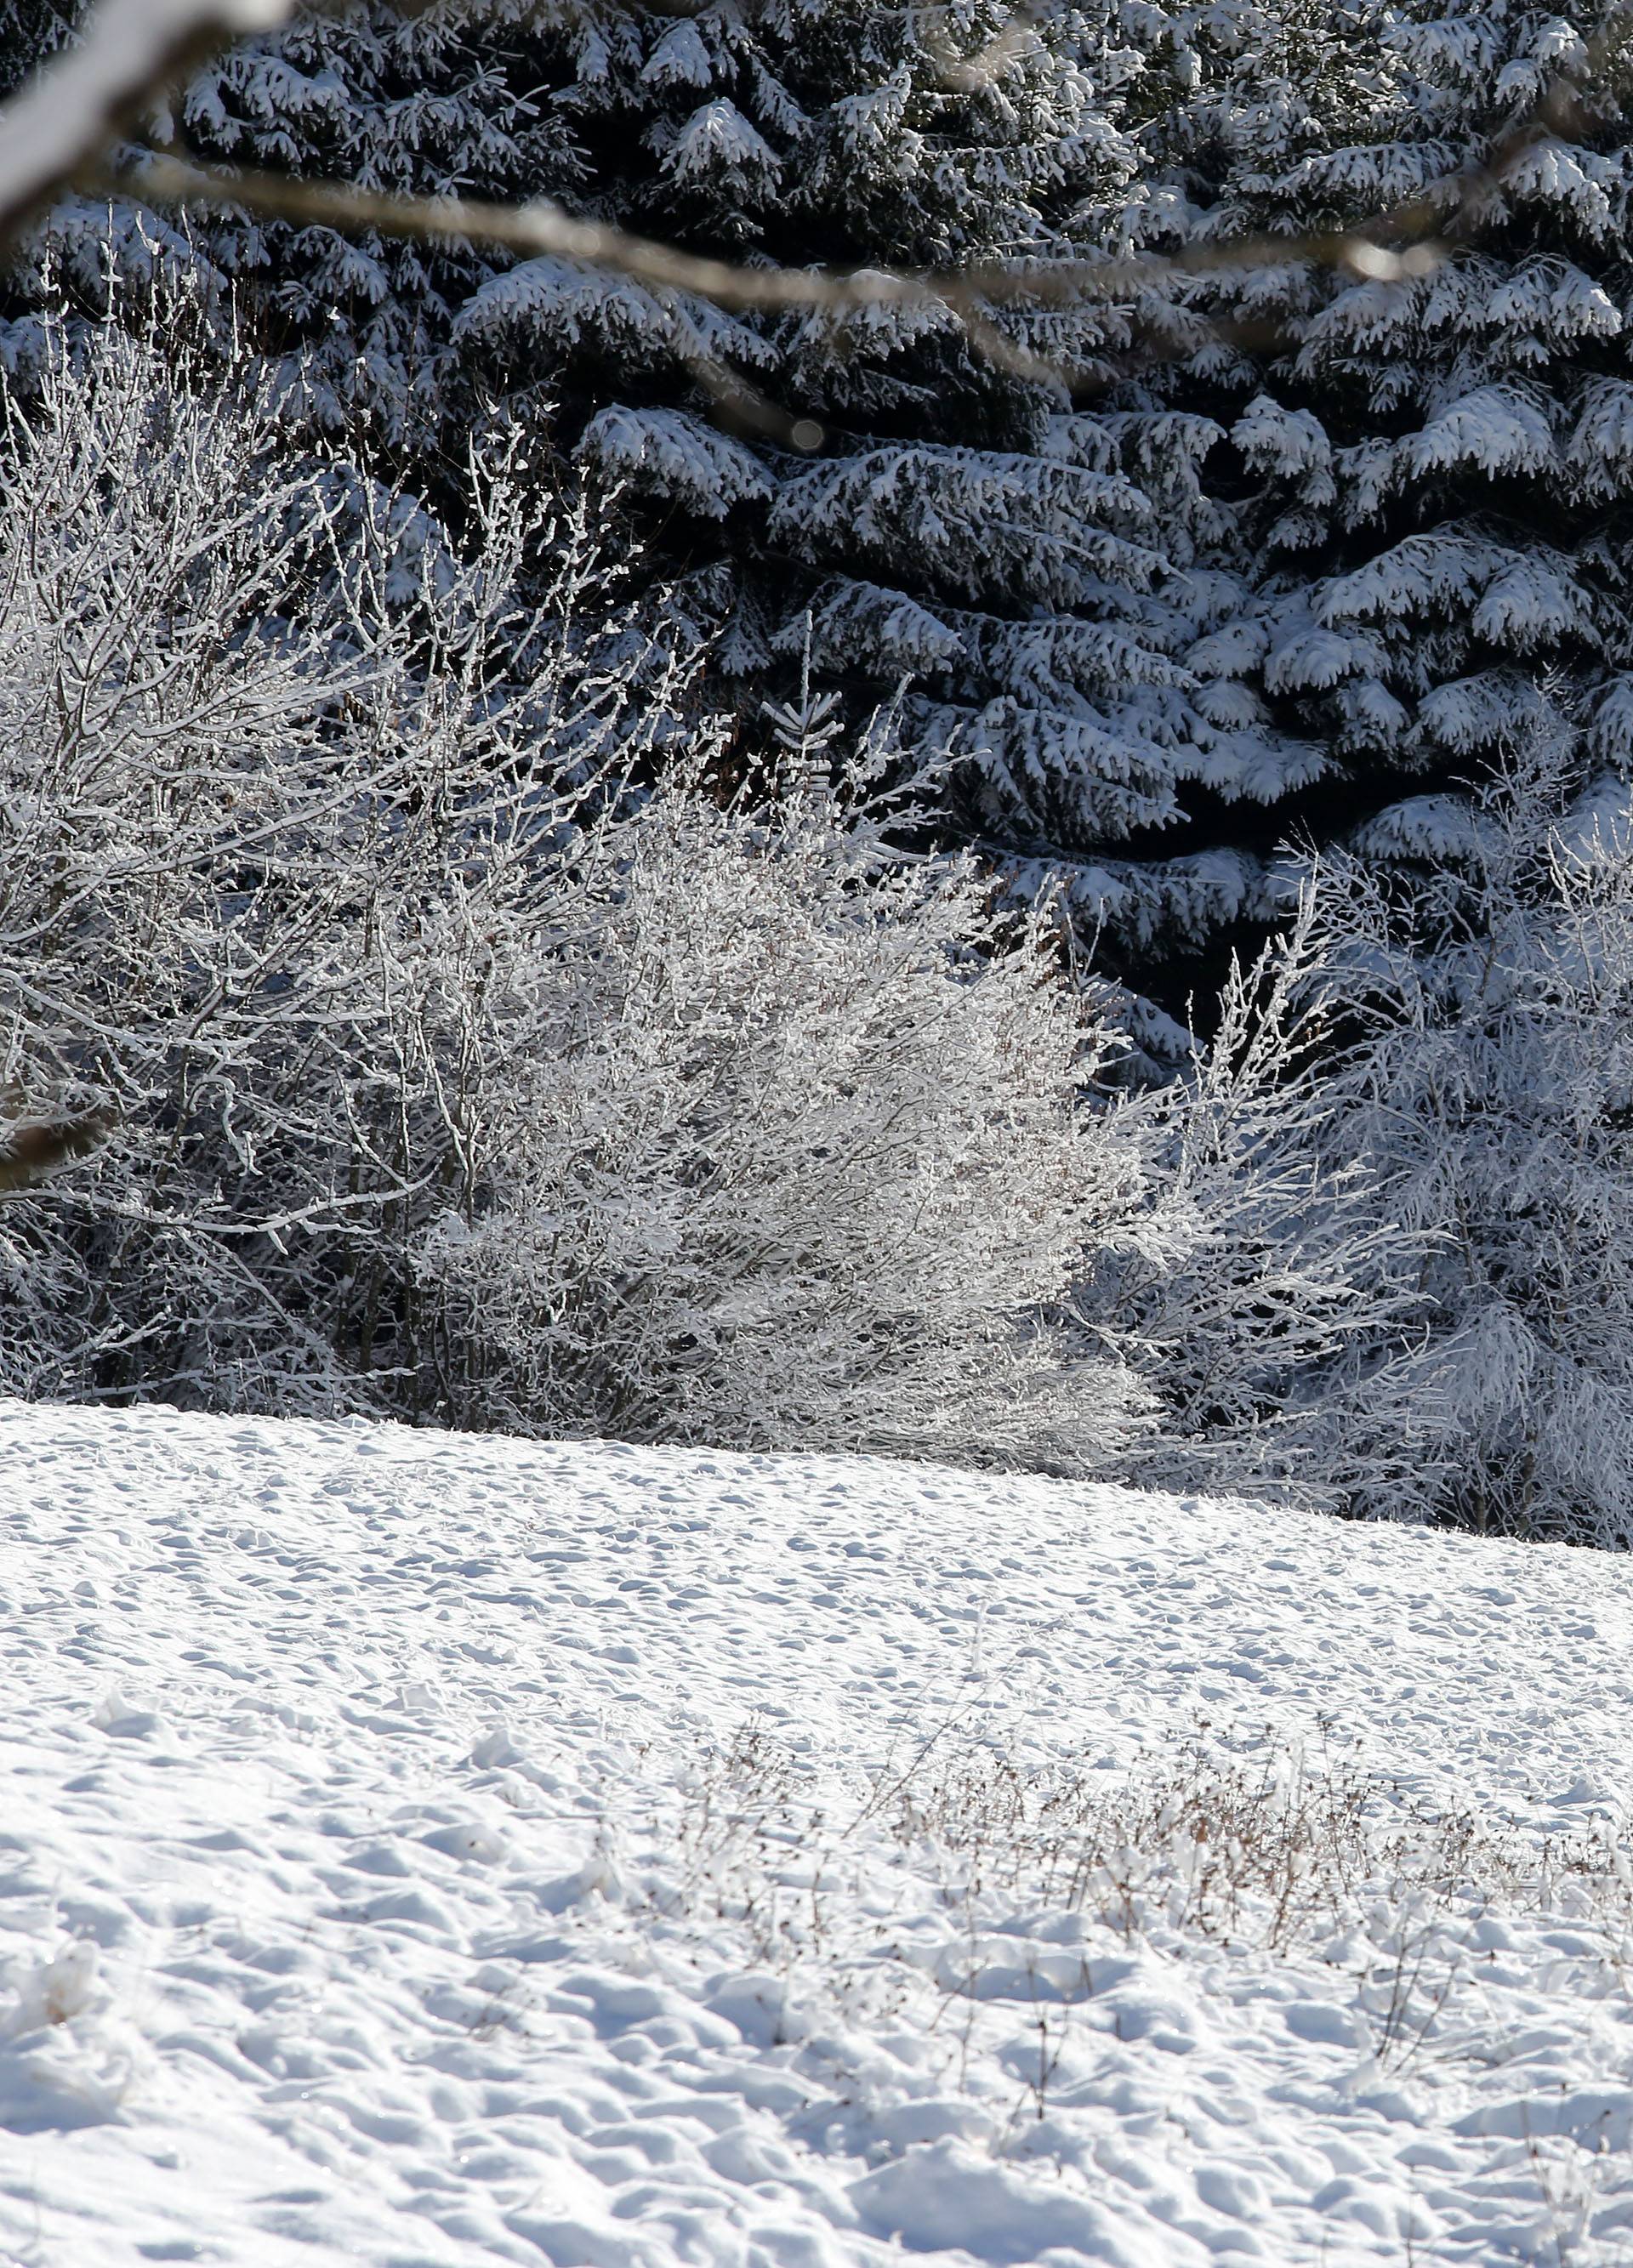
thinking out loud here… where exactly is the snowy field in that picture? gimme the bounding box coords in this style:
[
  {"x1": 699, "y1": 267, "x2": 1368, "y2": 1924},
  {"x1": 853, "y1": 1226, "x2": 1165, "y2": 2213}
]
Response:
[{"x1": 9, "y1": 1407, "x2": 1633, "y2": 2264}]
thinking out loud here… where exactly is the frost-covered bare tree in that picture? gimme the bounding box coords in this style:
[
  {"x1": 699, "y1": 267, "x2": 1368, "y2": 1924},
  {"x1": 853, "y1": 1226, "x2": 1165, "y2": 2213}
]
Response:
[
  {"x1": 0, "y1": 321, "x2": 692, "y2": 1407},
  {"x1": 1087, "y1": 715, "x2": 1633, "y2": 1545},
  {"x1": 0, "y1": 321, "x2": 1156, "y2": 1464}
]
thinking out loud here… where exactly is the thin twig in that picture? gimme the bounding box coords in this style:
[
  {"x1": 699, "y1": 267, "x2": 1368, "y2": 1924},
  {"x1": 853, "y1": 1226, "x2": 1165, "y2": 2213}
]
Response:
[{"x1": 99, "y1": 151, "x2": 1448, "y2": 313}]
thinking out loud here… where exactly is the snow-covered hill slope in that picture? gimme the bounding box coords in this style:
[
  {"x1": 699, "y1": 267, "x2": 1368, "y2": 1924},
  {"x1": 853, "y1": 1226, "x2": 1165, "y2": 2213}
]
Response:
[{"x1": 7, "y1": 1407, "x2": 1633, "y2": 2265}]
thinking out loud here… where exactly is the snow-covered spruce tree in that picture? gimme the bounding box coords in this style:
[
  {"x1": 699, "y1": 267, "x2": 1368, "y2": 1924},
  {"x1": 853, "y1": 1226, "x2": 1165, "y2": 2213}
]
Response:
[
  {"x1": 1045, "y1": 0, "x2": 1633, "y2": 971},
  {"x1": 407, "y1": 0, "x2": 1356, "y2": 1033},
  {"x1": 0, "y1": 321, "x2": 1153, "y2": 1464},
  {"x1": 458, "y1": 0, "x2": 1220, "y2": 923},
  {"x1": 479, "y1": 0, "x2": 1633, "y2": 1003}
]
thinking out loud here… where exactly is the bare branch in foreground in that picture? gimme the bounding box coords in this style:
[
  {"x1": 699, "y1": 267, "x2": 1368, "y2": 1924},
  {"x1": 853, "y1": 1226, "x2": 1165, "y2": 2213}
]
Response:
[
  {"x1": 100, "y1": 151, "x2": 1448, "y2": 318},
  {"x1": 84, "y1": 149, "x2": 1450, "y2": 409},
  {"x1": 0, "y1": 0, "x2": 299, "y2": 247}
]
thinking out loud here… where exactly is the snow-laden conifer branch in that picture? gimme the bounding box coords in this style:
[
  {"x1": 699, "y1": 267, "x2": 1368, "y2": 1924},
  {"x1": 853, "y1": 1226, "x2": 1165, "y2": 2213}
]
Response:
[{"x1": 5, "y1": 0, "x2": 1630, "y2": 362}]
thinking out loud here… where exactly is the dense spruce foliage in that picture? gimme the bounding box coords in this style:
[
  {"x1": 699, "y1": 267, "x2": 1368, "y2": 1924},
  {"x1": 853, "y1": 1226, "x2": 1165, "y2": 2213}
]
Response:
[{"x1": 1084, "y1": 1, "x2": 1633, "y2": 968}]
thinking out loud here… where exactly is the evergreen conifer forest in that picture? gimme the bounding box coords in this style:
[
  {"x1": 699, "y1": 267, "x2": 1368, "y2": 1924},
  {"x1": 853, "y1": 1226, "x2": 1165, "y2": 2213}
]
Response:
[{"x1": 2, "y1": 0, "x2": 1631, "y2": 1543}]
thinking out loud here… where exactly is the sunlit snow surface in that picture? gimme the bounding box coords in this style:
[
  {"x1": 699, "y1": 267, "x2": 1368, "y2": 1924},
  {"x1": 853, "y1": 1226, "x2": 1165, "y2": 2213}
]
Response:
[{"x1": 7, "y1": 1404, "x2": 1633, "y2": 2263}]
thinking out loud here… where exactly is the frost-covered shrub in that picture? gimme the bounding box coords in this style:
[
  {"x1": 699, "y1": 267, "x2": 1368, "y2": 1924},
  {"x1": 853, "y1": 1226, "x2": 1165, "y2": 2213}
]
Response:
[
  {"x1": 0, "y1": 325, "x2": 1153, "y2": 1469},
  {"x1": 413, "y1": 781, "x2": 1154, "y2": 1464},
  {"x1": 1095, "y1": 720, "x2": 1633, "y2": 1547},
  {"x1": 1078, "y1": 903, "x2": 1437, "y2": 1512},
  {"x1": 0, "y1": 326, "x2": 379, "y2": 1403},
  {"x1": 1300, "y1": 732, "x2": 1633, "y2": 1545}
]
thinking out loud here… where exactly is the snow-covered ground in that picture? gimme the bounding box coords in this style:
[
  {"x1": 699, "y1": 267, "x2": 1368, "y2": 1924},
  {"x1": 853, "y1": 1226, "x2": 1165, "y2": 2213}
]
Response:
[{"x1": 7, "y1": 1407, "x2": 1633, "y2": 2265}]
